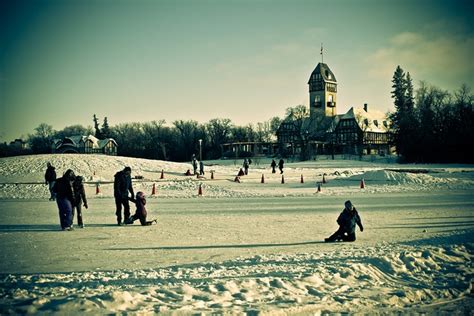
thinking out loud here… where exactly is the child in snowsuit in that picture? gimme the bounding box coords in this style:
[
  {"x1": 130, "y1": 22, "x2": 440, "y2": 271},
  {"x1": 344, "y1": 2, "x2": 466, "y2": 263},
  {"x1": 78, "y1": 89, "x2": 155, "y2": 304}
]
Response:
[
  {"x1": 325, "y1": 200, "x2": 364, "y2": 242},
  {"x1": 72, "y1": 176, "x2": 88, "y2": 228},
  {"x1": 125, "y1": 192, "x2": 157, "y2": 226}
]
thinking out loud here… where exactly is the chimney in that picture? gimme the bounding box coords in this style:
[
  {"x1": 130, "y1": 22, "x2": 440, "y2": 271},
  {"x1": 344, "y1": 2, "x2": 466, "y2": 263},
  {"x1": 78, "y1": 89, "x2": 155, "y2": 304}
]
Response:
[{"x1": 363, "y1": 103, "x2": 368, "y2": 112}]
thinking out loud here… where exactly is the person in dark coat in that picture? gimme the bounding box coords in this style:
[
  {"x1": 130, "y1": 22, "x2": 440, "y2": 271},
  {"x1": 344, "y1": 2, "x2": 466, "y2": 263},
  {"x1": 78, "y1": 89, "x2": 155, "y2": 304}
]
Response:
[
  {"x1": 199, "y1": 160, "x2": 205, "y2": 176},
  {"x1": 45, "y1": 162, "x2": 57, "y2": 201},
  {"x1": 125, "y1": 191, "x2": 157, "y2": 226},
  {"x1": 325, "y1": 200, "x2": 364, "y2": 242},
  {"x1": 278, "y1": 159, "x2": 284, "y2": 174},
  {"x1": 114, "y1": 166, "x2": 134, "y2": 226},
  {"x1": 243, "y1": 158, "x2": 249, "y2": 175},
  {"x1": 72, "y1": 176, "x2": 88, "y2": 228},
  {"x1": 192, "y1": 155, "x2": 198, "y2": 175},
  {"x1": 270, "y1": 159, "x2": 277, "y2": 174},
  {"x1": 53, "y1": 169, "x2": 76, "y2": 231}
]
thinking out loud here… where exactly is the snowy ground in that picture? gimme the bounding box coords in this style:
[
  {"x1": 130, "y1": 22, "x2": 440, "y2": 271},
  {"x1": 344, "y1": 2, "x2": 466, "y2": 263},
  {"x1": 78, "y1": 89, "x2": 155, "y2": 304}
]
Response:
[{"x1": 0, "y1": 154, "x2": 473, "y2": 314}]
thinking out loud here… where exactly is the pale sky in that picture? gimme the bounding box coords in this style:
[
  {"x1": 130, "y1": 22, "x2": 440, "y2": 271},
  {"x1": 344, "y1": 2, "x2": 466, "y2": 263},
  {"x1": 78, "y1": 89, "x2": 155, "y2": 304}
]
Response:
[{"x1": 1, "y1": 0, "x2": 473, "y2": 141}]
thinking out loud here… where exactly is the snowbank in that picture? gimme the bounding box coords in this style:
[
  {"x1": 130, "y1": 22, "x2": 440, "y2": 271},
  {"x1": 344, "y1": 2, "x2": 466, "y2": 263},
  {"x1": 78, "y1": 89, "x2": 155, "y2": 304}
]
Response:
[{"x1": 1, "y1": 243, "x2": 472, "y2": 314}]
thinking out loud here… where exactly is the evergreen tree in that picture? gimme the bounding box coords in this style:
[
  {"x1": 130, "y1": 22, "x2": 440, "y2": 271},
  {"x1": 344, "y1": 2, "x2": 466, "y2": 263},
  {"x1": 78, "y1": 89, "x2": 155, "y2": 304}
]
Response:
[
  {"x1": 390, "y1": 66, "x2": 412, "y2": 161},
  {"x1": 93, "y1": 114, "x2": 103, "y2": 138},
  {"x1": 101, "y1": 117, "x2": 111, "y2": 138}
]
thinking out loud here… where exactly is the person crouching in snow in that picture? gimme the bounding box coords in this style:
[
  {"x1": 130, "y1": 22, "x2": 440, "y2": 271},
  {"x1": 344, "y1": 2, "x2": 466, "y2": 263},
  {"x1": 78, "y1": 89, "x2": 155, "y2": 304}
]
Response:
[
  {"x1": 325, "y1": 200, "x2": 363, "y2": 242},
  {"x1": 125, "y1": 192, "x2": 157, "y2": 226},
  {"x1": 72, "y1": 176, "x2": 88, "y2": 228}
]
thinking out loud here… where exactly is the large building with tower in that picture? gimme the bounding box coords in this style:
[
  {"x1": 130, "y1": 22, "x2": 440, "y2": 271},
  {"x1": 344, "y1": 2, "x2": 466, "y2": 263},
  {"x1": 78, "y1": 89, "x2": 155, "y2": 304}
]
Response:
[{"x1": 276, "y1": 61, "x2": 392, "y2": 158}]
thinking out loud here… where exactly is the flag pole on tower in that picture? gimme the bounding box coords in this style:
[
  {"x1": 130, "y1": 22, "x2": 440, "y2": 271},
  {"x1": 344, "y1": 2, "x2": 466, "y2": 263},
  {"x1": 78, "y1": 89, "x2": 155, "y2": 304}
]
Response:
[{"x1": 320, "y1": 43, "x2": 323, "y2": 64}]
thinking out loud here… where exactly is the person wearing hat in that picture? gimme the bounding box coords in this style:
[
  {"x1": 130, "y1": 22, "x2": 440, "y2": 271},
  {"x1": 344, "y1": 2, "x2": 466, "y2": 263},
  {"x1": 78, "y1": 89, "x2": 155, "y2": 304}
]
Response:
[
  {"x1": 114, "y1": 166, "x2": 134, "y2": 225},
  {"x1": 72, "y1": 175, "x2": 88, "y2": 228},
  {"x1": 325, "y1": 200, "x2": 364, "y2": 242}
]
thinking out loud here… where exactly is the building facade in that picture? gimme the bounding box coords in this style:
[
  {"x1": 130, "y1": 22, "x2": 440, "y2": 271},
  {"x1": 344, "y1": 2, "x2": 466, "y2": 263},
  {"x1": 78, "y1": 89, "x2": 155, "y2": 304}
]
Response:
[
  {"x1": 52, "y1": 135, "x2": 118, "y2": 155},
  {"x1": 277, "y1": 61, "x2": 393, "y2": 158}
]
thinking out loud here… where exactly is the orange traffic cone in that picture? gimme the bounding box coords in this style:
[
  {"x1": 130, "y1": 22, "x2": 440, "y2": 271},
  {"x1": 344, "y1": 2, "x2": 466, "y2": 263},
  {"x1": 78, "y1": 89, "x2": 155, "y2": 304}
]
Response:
[
  {"x1": 261, "y1": 174, "x2": 265, "y2": 184},
  {"x1": 322, "y1": 174, "x2": 327, "y2": 184},
  {"x1": 211, "y1": 171, "x2": 214, "y2": 180},
  {"x1": 160, "y1": 169, "x2": 164, "y2": 179},
  {"x1": 317, "y1": 182, "x2": 321, "y2": 193},
  {"x1": 281, "y1": 175, "x2": 285, "y2": 184},
  {"x1": 234, "y1": 176, "x2": 241, "y2": 183},
  {"x1": 300, "y1": 174, "x2": 304, "y2": 183},
  {"x1": 360, "y1": 178, "x2": 365, "y2": 189},
  {"x1": 198, "y1": 183, "x2": 203, "y2": 196},
  {"x1": 151, "y1": 183, "x2": 156, "y2": 195},
  {"x1": 95, "y1": 182, "x2": 100, "y2": 195}
]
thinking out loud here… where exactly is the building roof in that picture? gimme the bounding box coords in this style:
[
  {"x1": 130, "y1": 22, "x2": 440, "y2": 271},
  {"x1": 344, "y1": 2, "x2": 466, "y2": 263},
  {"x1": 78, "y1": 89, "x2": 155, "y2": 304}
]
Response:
[
  {"x1": 307, "y1": 62, "x2": 337, "y2": 84},
  {"x1": 53, "y1": 135, "x2": 117, "y2": 149},
  {"x1": 340, "y1": 107, "x2": 390, "y2": 133}
]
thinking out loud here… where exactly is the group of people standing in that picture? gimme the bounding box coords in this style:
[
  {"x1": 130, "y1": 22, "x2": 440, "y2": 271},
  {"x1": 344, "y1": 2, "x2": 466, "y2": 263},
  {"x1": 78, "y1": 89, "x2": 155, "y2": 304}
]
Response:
[
  {"x1": 46, "y1": 164, "x2": 155, "y2": 231},
  {"x1": 45, "y1": 164, "x2": 88, "y2": 230},
  {"x1": 192, "y1": 154, "x2": 205, "y2": 176},
  {"x1": 270, "y1": 158, "x2": 285, "y2": 174}
]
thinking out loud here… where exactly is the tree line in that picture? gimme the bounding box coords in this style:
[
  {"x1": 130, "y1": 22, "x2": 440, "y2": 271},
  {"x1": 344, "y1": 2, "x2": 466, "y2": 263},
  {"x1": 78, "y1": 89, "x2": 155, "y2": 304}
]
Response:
[
  {"x1": 0, "y1": 117, "x2": 282, "y2": 161},
  {"x1": 390, "y1": 65, "x2": 474, "y2": 163}
]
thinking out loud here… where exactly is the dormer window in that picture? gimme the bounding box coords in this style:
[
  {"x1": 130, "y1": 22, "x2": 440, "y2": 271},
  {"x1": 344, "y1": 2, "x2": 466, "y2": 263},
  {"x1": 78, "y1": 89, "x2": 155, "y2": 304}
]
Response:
[
  {"x1": 364, "y1": 119, "x2": 369, "y2": 126},
  {"x1": 383, "y1": 121, "x2": 388, "y2": 127},
  {"x1": 374, "y1": 120, "x2": 378, "y2": 127}
]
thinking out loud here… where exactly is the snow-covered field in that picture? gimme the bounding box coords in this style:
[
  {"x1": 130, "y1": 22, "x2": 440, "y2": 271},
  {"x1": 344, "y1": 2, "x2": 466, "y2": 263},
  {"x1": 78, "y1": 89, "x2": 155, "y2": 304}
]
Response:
[{"x1": 0, "y1": 154, "x2": 473, "y2": 314}]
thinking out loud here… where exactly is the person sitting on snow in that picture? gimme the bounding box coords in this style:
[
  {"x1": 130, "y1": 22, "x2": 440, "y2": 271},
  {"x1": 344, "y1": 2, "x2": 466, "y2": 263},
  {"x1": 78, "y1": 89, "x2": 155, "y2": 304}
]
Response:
[
  {"x1": 325, "y1": 200, "x2": 363, "y2": 242},
  {"x1": 125, "y1": 192, "x2": 157, "y2": 226}
]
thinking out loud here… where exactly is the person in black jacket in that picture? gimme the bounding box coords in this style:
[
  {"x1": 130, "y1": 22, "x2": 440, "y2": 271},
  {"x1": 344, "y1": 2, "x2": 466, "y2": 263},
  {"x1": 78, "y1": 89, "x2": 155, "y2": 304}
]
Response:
[
  {"x1": 72, "y1": 176, "x2": 88, "y2": 228},
  {"x1": 325, "y1": 200, "x2": 364, "y2": 242},
  {"x1": 278, "y1": 159, "x2": 284, "y2": 174},
  {"x1": 53, "y1": 169, "x2": 76, "y2": 231},
  {"x1": 114, "y1": 166, "x2": 134, "y2": 225},
  {"x1": 270, "y1": 159, "x2": 277, "y2": 174},
  {"x1": 45, "y1": 162, "x2": 57, "y2": 201}
]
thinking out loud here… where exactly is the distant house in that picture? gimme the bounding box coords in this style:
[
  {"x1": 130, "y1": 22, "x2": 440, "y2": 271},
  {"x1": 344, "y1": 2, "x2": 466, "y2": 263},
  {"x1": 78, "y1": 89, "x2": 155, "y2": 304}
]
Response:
[
  {"x1": 9, "y1": 139, "x2": 27, "y2": 150},
  {"x1": 52, "y1": 135, "x2": 118, "y2": 155}
]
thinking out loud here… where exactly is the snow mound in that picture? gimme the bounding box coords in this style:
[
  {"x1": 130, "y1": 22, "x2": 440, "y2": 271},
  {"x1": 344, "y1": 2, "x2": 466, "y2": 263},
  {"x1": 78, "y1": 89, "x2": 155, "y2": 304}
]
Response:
[
  {"x1": 1, "y1": 244, "x2": 472, "y2": 314},
  {"x1": 353, "y1": 170, "x2": 456, "y2": 185}
]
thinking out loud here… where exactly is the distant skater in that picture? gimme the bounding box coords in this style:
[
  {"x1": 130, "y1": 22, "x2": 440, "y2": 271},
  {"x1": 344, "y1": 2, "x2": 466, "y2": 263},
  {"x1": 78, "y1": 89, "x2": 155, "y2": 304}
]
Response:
[
  {"x1": 72, "y1": 176, "x2": 88, "y2": 228},
  {"x1": 125, "y1": 192, "x2": 157, "y2": 226},
  {"x1": 53, "y1": 169, "x2": 76, "y2": 231},
  {"x1": 325, "y1": 200, "x2": 364, "y2": 242},
  {"x1": 278, "y1": 159, "x2": 284, "y2": 174},
  {"x1": 270, "y1": 159, "x2": 277, "y2": 174},
  {"x1": 199, "y1": 160, "x2": 205, "y2": 176},
  {"x1": 45, "y1": 162, "x2": 57, "y2": 201},
  {"x1": 114, "y1": 166, "x2": 134, "y2": 226},
  {"x1": 243, "y1": 158, "x2": 249, "y2": 175},
  {"x1": 192, "y1": 154, "x2": 198, "y2": 175}
]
